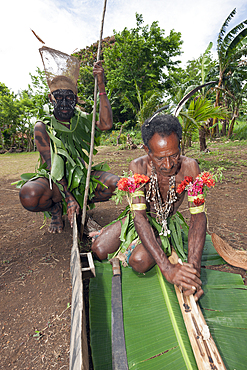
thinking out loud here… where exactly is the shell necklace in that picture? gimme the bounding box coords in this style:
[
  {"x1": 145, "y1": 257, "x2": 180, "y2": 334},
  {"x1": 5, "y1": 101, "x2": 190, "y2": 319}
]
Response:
[{"x1": 146, "y1": 162, "x2": 177, "y2": 236}]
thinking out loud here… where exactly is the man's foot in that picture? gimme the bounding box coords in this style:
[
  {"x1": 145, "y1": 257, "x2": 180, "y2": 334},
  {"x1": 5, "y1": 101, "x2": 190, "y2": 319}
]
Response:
[
  {"x1": 89, "y1": 229, "x2": 103, "y2": 242},
  {"x1": 48, "y1": 203, "x2": 63, "y2": 233}
]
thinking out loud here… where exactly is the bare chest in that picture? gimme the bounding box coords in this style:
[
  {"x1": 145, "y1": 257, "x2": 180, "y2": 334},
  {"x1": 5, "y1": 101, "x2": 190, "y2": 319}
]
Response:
[{"x1": 146, "y1": 174, "x2": 185, "y2": 215}]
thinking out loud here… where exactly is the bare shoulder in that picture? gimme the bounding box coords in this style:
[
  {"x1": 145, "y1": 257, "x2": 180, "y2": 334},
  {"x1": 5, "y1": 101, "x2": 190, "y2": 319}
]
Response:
[
  {"x1": 129, "y1": 155, "x2": 149, "y2": 175},
  {"x1": 34, "y1": 120, "x2": 46, "y2": 133},
  {"x1": 180, "y1": 156, "x2": 201, "y2": 179}
]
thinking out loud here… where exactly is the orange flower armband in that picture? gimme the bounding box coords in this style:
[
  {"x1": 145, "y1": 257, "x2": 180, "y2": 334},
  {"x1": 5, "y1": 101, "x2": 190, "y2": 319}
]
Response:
[{"x1": 188, "y1": 194, "x2": 205, "y2": 214}]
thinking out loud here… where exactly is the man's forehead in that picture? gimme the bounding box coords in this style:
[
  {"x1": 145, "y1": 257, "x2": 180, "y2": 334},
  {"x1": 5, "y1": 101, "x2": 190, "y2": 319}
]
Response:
[
  {"x1": 52, "y1": 89, "x2": 75, "y2": 96},
  {"x1": 149, "y1": 132, "x2": 179, "y2": 148}
]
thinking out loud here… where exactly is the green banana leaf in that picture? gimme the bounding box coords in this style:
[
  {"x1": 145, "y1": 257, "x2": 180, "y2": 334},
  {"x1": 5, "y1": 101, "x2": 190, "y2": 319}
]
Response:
[
  {"x1": 90, "y1": 261, "x2": 247, "y2": 370},
  {"x1": 50, "y1": 152, "x2": 64, "y2": 181}
]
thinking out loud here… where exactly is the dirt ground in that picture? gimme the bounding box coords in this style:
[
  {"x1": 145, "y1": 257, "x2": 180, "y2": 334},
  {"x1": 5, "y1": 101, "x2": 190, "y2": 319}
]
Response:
[{"x1": 0, "y1": 142, "x2": 247, "y2": 369}]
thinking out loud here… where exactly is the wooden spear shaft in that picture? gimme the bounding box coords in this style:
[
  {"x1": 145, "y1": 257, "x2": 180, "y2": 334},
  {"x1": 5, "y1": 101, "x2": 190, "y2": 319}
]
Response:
[
  {"x1": 80, "y1": 0, "x2": 108, "y2": 236},
  {"x1": 169, "y1": 249, "x2": 226, "y2": 370}
]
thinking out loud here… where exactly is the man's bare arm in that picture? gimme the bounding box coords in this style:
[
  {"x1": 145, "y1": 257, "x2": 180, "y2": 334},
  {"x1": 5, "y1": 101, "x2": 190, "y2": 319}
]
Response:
[
  {"x1": 93, "y1": 61, "x2": 113, "y2": 131},
  {"x1": 188, "y1": 213, "x2": 206, "y2": 273},
  {"x1": 182, "y1": 157, "x2": 207, "y2": 299},
  {"x1": 186, "y1": 209, "x2": 206, "y2": 300}
]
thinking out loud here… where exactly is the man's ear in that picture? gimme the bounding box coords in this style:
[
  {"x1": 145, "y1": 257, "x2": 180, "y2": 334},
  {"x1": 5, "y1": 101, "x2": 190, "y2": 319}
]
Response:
[
  {"x1": 48, "y1": 93, "x2": 53, "y2": 103},
  {"x1": 143, "y1": 145, "x2": 149, "y2": 155}
]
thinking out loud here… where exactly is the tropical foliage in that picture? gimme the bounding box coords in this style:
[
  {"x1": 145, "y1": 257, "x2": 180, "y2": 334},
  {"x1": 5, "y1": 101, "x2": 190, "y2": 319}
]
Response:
[
  {"x1": 212, "y1": 8, "x2": 247, "y2": 135},
  {"x1": 178, "y1": 96, "x2": 228, "y2": 154},
  {"x1": 1, "y1": 10, "x2": 247, "y2": 153},
  {"x1": 103, "y1": 13, "x2": 182, "y2": 123},
  {"x1": 0, "y1": 69, "x2": 50, "y2": 152},
  {"x1": 122, "y1": 82, "x2": 163, "y2": 126}
]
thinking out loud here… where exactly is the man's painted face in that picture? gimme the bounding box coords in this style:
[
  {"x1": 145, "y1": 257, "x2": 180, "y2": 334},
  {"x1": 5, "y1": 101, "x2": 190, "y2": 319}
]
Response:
[
  {"x1": 51, "y1": 89, "x2": 77, "y2": 121},
  {"x1": 146, "y1": 132, "x2": 181, "y2": 176}
]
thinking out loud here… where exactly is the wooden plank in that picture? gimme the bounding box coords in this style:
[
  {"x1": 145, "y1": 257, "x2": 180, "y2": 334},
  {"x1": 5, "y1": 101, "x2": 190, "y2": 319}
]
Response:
[
  {"x1": 70, "y1": 214, "x2": 89, "y2": 370},
  {"x1": 169, "y1": 249, "x2": 226, "y2": 370}
]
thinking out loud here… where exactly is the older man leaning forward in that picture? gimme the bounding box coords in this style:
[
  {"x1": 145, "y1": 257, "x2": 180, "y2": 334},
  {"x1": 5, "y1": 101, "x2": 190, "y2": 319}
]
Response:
[{"x1": 90, "y1": 114, "x2": 207, "y2": 301}]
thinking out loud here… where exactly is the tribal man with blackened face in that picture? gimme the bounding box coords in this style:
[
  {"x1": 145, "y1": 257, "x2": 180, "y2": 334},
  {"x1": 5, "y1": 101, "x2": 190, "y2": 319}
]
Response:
[
  {"x1": 19, "y1": 46, "x2": 119, "y2": 234},
  {"x1": 50, "y1": 89, "x2": 77, "y2": 121}
]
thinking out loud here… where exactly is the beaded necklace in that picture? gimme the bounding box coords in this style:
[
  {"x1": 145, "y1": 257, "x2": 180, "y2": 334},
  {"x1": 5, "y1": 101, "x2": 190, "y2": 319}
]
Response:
[{"x1": 146, "y1": 162, "x2": 177, "y2": 236}]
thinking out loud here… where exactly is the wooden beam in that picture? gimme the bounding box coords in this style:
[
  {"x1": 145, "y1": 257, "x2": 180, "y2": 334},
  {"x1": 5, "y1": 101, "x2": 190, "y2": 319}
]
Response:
[{"x1": 169, "y1": 249, "x2": 226, "y2": 370}]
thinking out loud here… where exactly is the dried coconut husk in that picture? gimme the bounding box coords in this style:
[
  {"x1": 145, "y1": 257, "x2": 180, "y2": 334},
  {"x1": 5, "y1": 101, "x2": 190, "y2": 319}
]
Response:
[{"x1": 212, "y1": 233, "x2": 247, "y2": 270}]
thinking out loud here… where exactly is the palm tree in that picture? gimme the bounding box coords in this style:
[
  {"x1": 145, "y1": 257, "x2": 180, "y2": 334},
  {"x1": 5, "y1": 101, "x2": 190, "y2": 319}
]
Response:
[
  {"x1": 213, "y1": 8, "x2": 247, "y2": 134},
  {"x1": 179, "y1": 96, "x2": 228, "y2": 154}
]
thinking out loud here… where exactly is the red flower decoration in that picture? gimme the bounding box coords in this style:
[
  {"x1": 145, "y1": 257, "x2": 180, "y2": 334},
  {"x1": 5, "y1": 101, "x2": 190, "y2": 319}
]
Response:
[
  {"x1": 200, "y1": 172, "x2": 215, "y2": 188},
  {"x1": 117, "y1": 178, "x2": 129, "y2": 191},
  {"x1": 176, "y1": 176, "x2": 193, "y2": 194},
  {"x1": 117, "y1": 173, "x2": 150, "y2": 193},
  {"x1": 193, "y1": 197, "x2": 205, "y2": 206},
  {"x1": 133, "y1": 173, "x2": 150, "y2": 185}
]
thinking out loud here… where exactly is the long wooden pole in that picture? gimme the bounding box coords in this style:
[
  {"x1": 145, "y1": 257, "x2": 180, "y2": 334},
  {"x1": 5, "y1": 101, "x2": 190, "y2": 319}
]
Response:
[
  {"x1": 80, "y1": 0, "x2": 108, "y2": 237},
  {"x1": 169, "y1": 249, "x2": 226, "y2": 370}
]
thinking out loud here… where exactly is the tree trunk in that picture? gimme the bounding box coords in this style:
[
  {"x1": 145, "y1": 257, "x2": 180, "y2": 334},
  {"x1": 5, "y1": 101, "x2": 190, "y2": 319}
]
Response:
[
  {"x1": 208, "y1": 118, "x2": 213, "y2": 138},
  {"x1": 212, "y1": 74, "x2": 223, "y2": 136},
  {"x1": 185, "y1": 136, "x2": 192, "y2": 148},
  {"x1": 228, "y1": 108, "x2": 238, "y2": 138},
  {"x1": 199, "y1": 126, "x2": 207, "y2": 151},
  {"x1": 116, "y1": 125, "x2": 123, "y2": 146},
  {"x1": 221, "y1": 120, "x2": 227, "y2": 136}
]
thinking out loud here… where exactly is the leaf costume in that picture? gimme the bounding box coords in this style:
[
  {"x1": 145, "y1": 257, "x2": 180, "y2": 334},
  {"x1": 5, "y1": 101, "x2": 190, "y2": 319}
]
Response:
[
  {"x1": 14, "y1": 108, "x2": 109, "y2": 214},
  {"x1": 107, "y1": 208, "x2": 187, "y2": 263},
  {"x1": 107, "y1": 207, "x2": 223, "y2": 267}
]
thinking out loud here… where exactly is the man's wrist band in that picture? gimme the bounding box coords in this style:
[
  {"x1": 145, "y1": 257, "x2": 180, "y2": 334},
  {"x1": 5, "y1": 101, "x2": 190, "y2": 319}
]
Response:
[
  {"x1": 189, "y1": 204, "x2": 205, "y2": 214},
  {"x1": 99, "y1": 92, "x2": 107, "y2": 96},
  {"x1": 131, "y1": 191, "x2": 145, "y2": 198},
  {"x1": 130, "y1": 190, "x2": 146, "y2": 212},
  {"x1": 131, "y1": 204, "x2": 147, "y2": 211}
]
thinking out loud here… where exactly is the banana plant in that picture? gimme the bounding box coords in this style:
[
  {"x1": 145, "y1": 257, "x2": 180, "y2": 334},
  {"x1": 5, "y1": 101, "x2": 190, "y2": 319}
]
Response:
[{"x1": 213, "y1": 8, "x2": 247, "y2": 133}]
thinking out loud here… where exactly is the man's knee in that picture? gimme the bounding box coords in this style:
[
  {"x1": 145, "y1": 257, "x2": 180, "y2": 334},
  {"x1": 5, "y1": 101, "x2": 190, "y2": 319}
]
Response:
[
  {"x1": 91, "y1": 240, "x2": 108, "y2": 261},
  {"x1": 19, "y1": 179, "x2": 49, "y2": 211},
  {"x1": 107, "y1": 173, "x2": 120, "y2": 191},
  {"x1": 19, "y1": 182, "x2": 37, "y2": 209},
  {"x1": 129, "y1": 250, "x2": 155, "y2": 273}
]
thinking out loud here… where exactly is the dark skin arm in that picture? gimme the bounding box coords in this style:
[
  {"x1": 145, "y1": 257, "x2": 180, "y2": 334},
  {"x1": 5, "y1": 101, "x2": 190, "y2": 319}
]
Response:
[
  {"x1": 129, "y1": 159, "x2": 204, "y2": 301},
  {"x1": 187, "y1": 212, "x2": 206, "y2": 299},
  {"x1": 34, "y1": 122, "x2": 80, "y2": 227},
  {"x1": 93, "y1": 61, "x2": 113, "y2": 131},
  {"x1": 132, "y1": 207, "x2": 203, "y2": 298}
]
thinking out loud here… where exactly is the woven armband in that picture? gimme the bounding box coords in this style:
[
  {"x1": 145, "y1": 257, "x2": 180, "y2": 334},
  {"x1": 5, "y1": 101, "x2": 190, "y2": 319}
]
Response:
[
  {"x1": 130, "y1": 190, "x2": 146, "y2": 213},
  {"x1": 189, "y1": 204, "x2": 205, "y2": 214},
  {"x1": 131, "y1": 190, "x2": 145, "y2": 198},
  {"x1": 131, "y1": 203, "x2": 147, "y2": 211}
]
